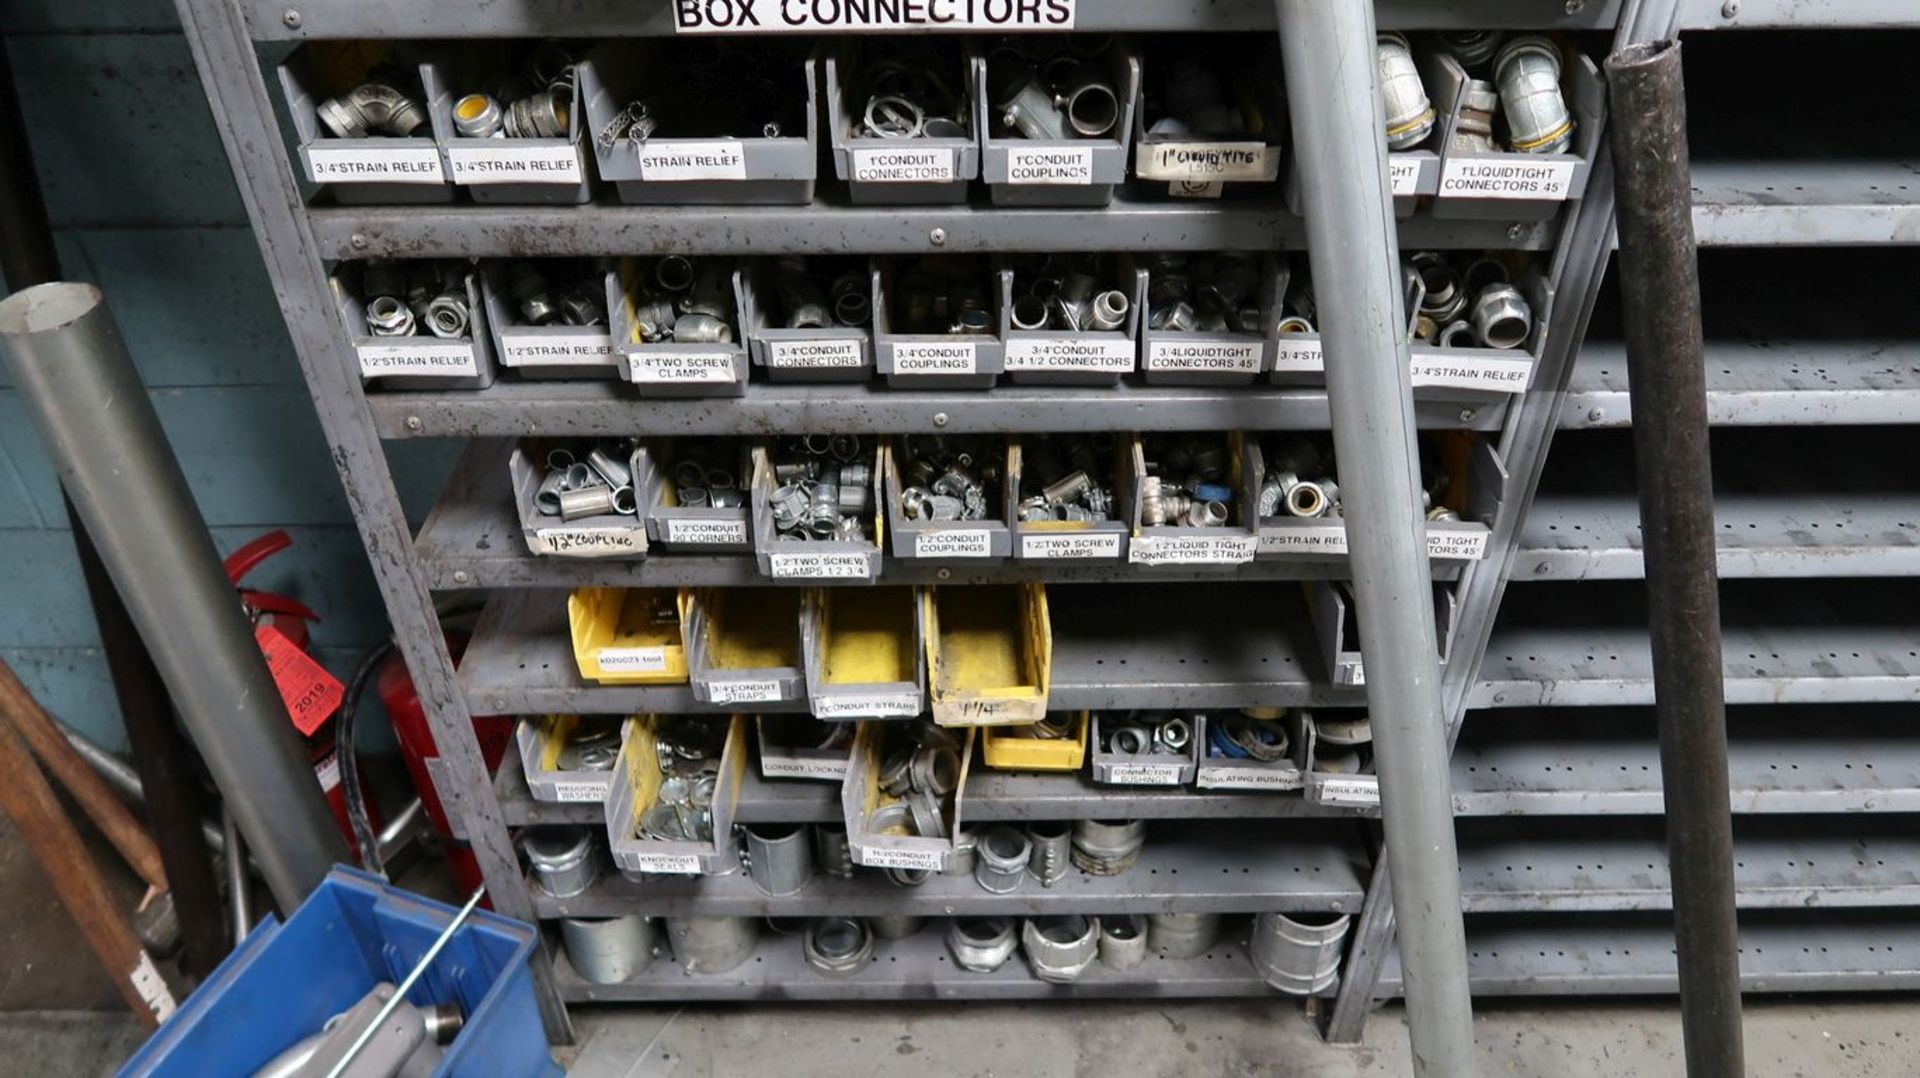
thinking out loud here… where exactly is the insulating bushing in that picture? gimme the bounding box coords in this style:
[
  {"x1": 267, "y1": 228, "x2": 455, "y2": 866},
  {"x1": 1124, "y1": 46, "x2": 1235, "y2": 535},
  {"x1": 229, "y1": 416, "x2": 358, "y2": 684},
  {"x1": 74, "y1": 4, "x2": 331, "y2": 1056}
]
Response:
[
  {"x1": 666, "y1": 915, "x2": 758, "y2": 974},
  {"x1": 560, "y1": 915, "x2": 658, "y2": 984},
  {"x1": 974, "y1": 826, "x2": 1031, "y2": 894},
  {"x1": 804, "y1": 917, "x2": 874, "y2": 977},
  {"x1": 947, "y1": 916, "x2": 1018, "y2": 973},
  {"x1": 1071, "y1": 818, "x2": 1146, "y2": 876},
  {"x1": 1022, "y1": 914, "x2": 1100, "y2": 983},
  {"x1": 1099, "y1": 914, "x2": 1148, "y2": 971},
  {"x1": 1148, "y1": 911, "x2": 1221, "y2": 959},
  {"x1": 1248, "y1": 911, "x2": 1353, "y2": 995}
]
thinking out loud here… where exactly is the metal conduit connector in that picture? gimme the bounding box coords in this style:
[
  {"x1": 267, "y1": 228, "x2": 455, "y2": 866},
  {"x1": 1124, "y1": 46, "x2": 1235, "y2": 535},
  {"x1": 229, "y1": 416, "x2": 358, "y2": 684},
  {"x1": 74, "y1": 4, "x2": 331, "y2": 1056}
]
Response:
[
  {"x1": 364, "y1": 295, "x2": 415, "y2": 337},
  {"x1": 452, "y1": 93, "x2": 503, "y2": 138},
  {"x1": 560, "y1": 915, "x2": 658, "y2": 984},
  {"x1": 524, "y1": 829, "x2": 597, "y2": 898},
  {"x1": 948, "y1": 916, "x2": 1018, "y2": 973},
  {"x1": 1088, "y1": 289, "x2": 1129, "y2": 331},
  {"x1": 1285, "y1": 480, "x2": 1330, "y2": 519},
  {"x1": 1183, "y1": 499, "x2": 1228, "y2": 528},
  {"x1": 863, "y1": 94, "x2": 926, "y2": 139},
  {"x1": 1064, "y1": 78, "x2": 1121, "y2": 138},
  {"x1": 1109, "y1": 723, "x2": 1152, "y2": 756},
  {"x1": 869, "y1": 914, "x2": 923, "y2": 941},
  {"x1": 1159, "y1": 715, "x2": 1193, "y2": 753},
  {"x1": 1439, "y1": 29, "x2": 1505, "y2": 68},
  {"x1": 814, "y1": 823, "x2": 856, "y2": 879},
  {"x1": 1376, "y1": 32, "x2": 1435, "y2": 150},
  {"x1": 653, "y1": 255, "x2": 696, "y2": 294},
  {"x1": 1010, "y1": 294, "x2": 1049, "y2": 331},
  {"x1": 1023, "y1": 914, "x2": 1100, "y2": 983},
  {"x1": 1099, "y1": 914, "x2": 1149, "y2": 971},
  {"x1": 1026, "y1": 822, "x2": 1072, "y2": 887},
  {"x1": 1494, "y1": 36, "x2": 1574, "y2": 155},
  {"x1": 1462, "y1": 256, "x2": 1511, "y2": 295},
  {"x1": 804, "y1": 917, "x2": 873, "y2": 977},
  {"x1": 993, "y1": 61, "x2": 1070, "y2": 141},
  {"x1": 505, "y1": 85, "x2": 571, "y2": 139},
  {"x1": 1275, "y1": 315, "x2": 1314, "y2": 335},
  {"x1": 673, "y1": 313, "x2": 734, "y2": 344},
  {"x1": 1428, "y1": 506, "x2": 1463, "y2": 523},
  {"x1": 558, "y1": 485, "x2": 618, "y2": 522},
  {"x1": 319, "y1": 83, "x2": 427, "y2": 139},
  {"x1": 1452, "y1": 79, "x2": 1500, "y2": 154},
  {"x1": 830, "y1": 273, "x2": 871, "y2": 326},
  {"x1": 586, "y1": 447, "x2": 631, "y2": 490},
  {"x1": 1435, "y1": 320, "x2": 1476, "y2": 348},
  {"x1": 425, "y1": 293, "x2": 469, "y2": 339},
  {"x1": 1148, "y1": 912, "x2": 1221, "y2": 959},
  {"x1": 1071, "y1": 818, "x2": 1146, "y2": 876},
  {"x1": 1412, "y1": 253, "x2": 1467, "y2": 324},
  {"x1": 1471, "y1": 283, "x2": 1533, "y2": 350},
  {"x1": 974, "y1": 826, "x2": 1031, "y2": 894},
  {"x1": 1249, "y1": 911, "x2": 1354, "y2": 996},
  {"x1": 743, "y1": 824, "x2": 814, "y2": 897},
  {"x1": 666, "y1": 916, "x2": 758, "y2": 974},
  {"x1": 945, "y1": 826, "x2": 978, "y2": 876},
  {"x1": 534, "y1": 470, "x2": 569, "y2": 516}
]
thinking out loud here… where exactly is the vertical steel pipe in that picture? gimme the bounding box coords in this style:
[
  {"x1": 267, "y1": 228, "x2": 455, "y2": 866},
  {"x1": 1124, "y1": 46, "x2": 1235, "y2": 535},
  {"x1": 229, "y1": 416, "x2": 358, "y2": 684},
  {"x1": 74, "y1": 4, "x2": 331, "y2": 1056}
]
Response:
[
  {"x1": 0, "y1": 283, "x2": 348, "y2": 909},
  {"x1": 1605, "y1": 39, "x2": 1746, "y2": 1078},
  {"x1": 1275, "y1": 2, "x2": 1476, "y2": 1072}
]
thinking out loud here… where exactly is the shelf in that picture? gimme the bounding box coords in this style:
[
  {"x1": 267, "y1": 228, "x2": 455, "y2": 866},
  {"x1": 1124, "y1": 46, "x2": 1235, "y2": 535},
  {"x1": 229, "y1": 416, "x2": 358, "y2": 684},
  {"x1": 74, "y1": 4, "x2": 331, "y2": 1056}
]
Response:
[
  {"x1": 1377, "y1": 913, "x2": 1920, "y2": 997},
  {"x1": 553, "y1": 916, "x2": 1323, "y2": 1003},
  {"x1": 531, "y1": 824, "x2": 1366, "y2": 919},
  {"x1": 250, "y1": 0, "x2": 1616, "y2": 41},
  {"x1": 1562, "y1": 340, "x2": 1920, "y2": 428},
  {"x1": 312, "y1": 192, "x2": 1552, "y2": 261},
  {"x1": 1688, "y1": 159, "x2": 1920, "y2": 248},
  {"x1": 462, "y1": 586, "x2": 1360, "y2": 716},
  {"x1": 1679, "y1": 0, "x2": 1920, "y2": 29},
  {"x1": 1455, "y1": 828, "x2": 1920, "y2": 913},
  {"x1": 496, "y1": 749, "x2": 1354, "y2": 828},
  {"x1": 1515, "y1": 492, "x2": 1920, "y2": 580},
  {"x1": 420, "y1": 440, "x2": 1467, "y2": 589}
]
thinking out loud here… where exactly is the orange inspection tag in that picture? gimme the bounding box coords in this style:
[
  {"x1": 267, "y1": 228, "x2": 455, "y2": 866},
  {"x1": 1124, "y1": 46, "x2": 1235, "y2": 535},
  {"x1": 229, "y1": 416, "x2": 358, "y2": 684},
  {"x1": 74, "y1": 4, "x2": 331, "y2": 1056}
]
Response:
[{"x1": 255, "y1": 623, "x2": 345, "y2": 736}]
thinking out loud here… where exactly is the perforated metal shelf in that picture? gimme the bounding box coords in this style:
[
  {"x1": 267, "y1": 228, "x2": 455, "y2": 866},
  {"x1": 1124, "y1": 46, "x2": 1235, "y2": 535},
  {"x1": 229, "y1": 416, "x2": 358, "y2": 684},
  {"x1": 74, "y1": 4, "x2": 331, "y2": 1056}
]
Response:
[{"x1": 1562, "y1": 340, "x2": 1920, "y2": 429}]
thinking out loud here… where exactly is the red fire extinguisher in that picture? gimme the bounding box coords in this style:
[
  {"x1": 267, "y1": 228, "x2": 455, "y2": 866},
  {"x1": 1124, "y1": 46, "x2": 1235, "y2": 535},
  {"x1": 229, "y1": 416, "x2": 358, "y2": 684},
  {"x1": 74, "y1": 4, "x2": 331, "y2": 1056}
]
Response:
[{"x1": 378, "y1": 649, "x2": 512, "y2": 896}]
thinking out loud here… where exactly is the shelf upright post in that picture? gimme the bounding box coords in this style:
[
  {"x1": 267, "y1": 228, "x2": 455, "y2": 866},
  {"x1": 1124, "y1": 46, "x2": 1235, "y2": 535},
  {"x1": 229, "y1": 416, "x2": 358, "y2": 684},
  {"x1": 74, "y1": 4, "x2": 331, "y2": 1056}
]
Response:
[
  {"x1": 1272, "y1": 2, "x2": 1476, "y2": 1073},
  {"x1": 168, "y1": 0, "x2": 574, "y2": 1042}
]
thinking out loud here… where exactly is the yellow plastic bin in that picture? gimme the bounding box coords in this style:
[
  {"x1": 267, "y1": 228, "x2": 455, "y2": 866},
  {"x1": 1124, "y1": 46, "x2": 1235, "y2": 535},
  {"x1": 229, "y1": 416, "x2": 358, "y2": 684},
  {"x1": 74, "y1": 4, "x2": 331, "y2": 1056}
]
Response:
[
  {"x1": 924, "y1": 583, "x2": 1051, "y2": 726},
  {"x1": 566, "y1": 587, "x2": 690, "y2": 684},
  {"x1": 980, "y1": 711, "x2": 1089, "y2": 771}
]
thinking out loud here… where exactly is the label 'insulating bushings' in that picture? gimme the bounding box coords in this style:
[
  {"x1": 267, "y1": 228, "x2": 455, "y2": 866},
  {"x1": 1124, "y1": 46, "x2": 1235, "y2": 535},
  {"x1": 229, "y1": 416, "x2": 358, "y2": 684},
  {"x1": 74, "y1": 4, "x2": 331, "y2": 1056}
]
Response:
[
  {"x1": 560, "y1": 915, "x2": 658, "y2": 984},
  {"x1": 666, "y1": 915, "x2": 759, "y2": 974},
  {"x1": 743, "y1": 824, "x2": 814, "y2": 897},
  {"x1": 1249, "y1": 911, "x2": 1353, "y2": 995}
]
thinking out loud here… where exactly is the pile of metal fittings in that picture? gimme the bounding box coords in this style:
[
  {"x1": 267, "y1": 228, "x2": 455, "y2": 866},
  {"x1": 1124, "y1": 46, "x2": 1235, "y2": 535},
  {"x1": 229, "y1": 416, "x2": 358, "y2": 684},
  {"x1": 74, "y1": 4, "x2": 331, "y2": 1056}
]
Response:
[
  {"x1": 1102, "y1": 711, "x2": 1196, "y2": 757},
  {"x1": 1017, "y1": 435, "x2": 1116, "y2": 523},
  {"x1": 872, "y1": 725, "x2": 963, "y2": 885},
  {"x1": 1376, "y1": 32, "x2": 1436, "y2": 150},
  {"x1": 857, "y1": 52, "x2": 968, "y2": 141},
  {"x1": 898, "y1": 434, "x2": 999, "y2": 524},
  {"x1": 1256, "y1": 434, "x2": 1340, "y2": 521},
  {"x1": 1311, "y1": 713, "x2": 1375, "y2": 778},
  {"x1": 1207, "y1": 709, "x2": 1292, "y2": 763},
  {"x1": 316, "y1": 77, "x2": 427, "y2": 139},
  {"x1": 451, "y1": 46, "x2": 577, "y2": 140},
  {"x1": 1006, "y1": 255, "x2": 1131, "y2": 333},
  {"x1": 532, "y1": 441, "x2": 641, "y2": 521},
  {"x1": 554, "y1": 717, "x2": 623, "y2": 772},
  {"x1": 771, "y1": 257, "x2": 871, "y2": 330},
  {"x1": 1145, "y1": 252, "x2": 1262, "y2": 334},
  {"x1": 359, "y1": 260, "x2": 471, "y2": 340},
  {"x1": 1438, "y1": 33, "x2": 1574, "y2": 156},
  {"x1": 635, "y1": 718, "x2": 725, "y2": 843},
  {"x1": 508, "y1": 261, "x2": 606, "y2": 328},
  {"x1": 1407, "y1": 251, "x2": 1534, "y2": 350},
  {"x1": 767, "y1": 435, "x2": 871, "y2": 541},
  {"x1": 986, "y1": 40, "x2": 1121, "y2": 141},
  {"x1": 666, "y1": 441, "x2": 747, "y2": 511},
  {"x1": 626, "y1": 256, "x2": 737, "y2": 344},
  {"x1": 891, "y1": 258, "x2": 995, "y2": 335},
  {"x1": 1144, "y1": 55, "x2": 1261, "y2": 139},
  {"x1": 1139, "y1": 434, "x2": 1235, "y2": 528}
]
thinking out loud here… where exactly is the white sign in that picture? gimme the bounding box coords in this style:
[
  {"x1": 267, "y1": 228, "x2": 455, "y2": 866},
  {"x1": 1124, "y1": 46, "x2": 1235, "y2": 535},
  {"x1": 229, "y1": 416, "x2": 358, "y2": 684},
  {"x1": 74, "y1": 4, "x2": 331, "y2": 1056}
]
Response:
[
  {"x1": 1388, "y1": 155, "x2": 1424, "y2": 196},
  {"x1": 768, "y1": 550, "x2": 872, "y2": 578},
  {"x1": 766, "y1": 338, "x2": 866, "y2": 368},
  {"x1": 357, "y1": 343, "x2": 477, "y2": 378},
  {"x1": 942, "y1": 696, "x2": 1033, "y2": 724},
  {"x1": 1004, "y1": 336, "x2": 1134, "y2": 372},
  {"x1": 1439, "y1": 157, "x2": 1579, "y2": 200},
  {"x1": 856, "y1": 844, "x2": 945, "y2": 871},
  {"x1": 598, "y1": 647, "x2": 669, "y2": 673},
  {"x1": 1128, "y1": 534, "x2": 1257, "y2": 566},
  {"x1": 307, "y1": 145, "x2": 444, "y2": 184},
  {"x1": 500, "y1": 332, "x2": 615, "y2": 367},
  {"x1": 914, "y1": 528, "x2": 995, "y2": 558},
  {"x1": 1104, "y1": 762, "x2": 1184, "y2": 785},
  {"x1": 1197, "y1": 766, "x2": 1303, "y2": 791},
  {"x1": 447, "y1": 142, "x2": 582, "y2": 184},
  {"x1": 1409, "y1": 352, "x2": 1534, "y2": 393},
  {"x1": 1258, "y1": 523, "x2": 1348, "y2": 555},
  {"x1": 675, "y1": 0, "x2": 1076, "y2": 33},
  {"x1": 1135, "y1": 141, "x2": 1278, "y2": 182},
  {"x1": 709, "y1": 678, "x2": 783, "y2": 705},
  {"x1": 760, "y1": 754, "x2": 849, "y2": 780},
  {"x1": 1317, "y1": 775, "x2": 1381, "y2": 807},
  {"x1": 1427, "y1": 525, "x2": 1490, "y2": 561},
  {"x1": 552, "y1": 780, "x2": 608, "y2": 803},
  {"x1": 1005, "y1": 144, "x2": 1094, "y2": 185},
  {"x1": 664, "y1": 517, "x2": 749, "y2": 545},
  {"x1": 1270, "y1": 337, "x2": 1325, "y2": 374},
  {"x1": 1145, "y1": 338, "x2": 1263, "y2": 373},
  {"x1": 891, "y1": 340, "x2": 977, "y2": 374},
  {"x1": 637, "y1": 140, "x2": 747, "y2": 181},
  {"x1": 633, "y1": 852, "x2": 704, "y2": 875},
  {"x1": 813, "y1": 692, "x2": 921, "y2": 719},
  {"x1": 628, "y1": 350, "x2": 738, "y2": 383},
  {"x1": 532, "y1": 526, "x2": 646, "y2": 557},
  {"x1": 851, "y1": 146, "x2": 957, "y2": 183},
  {"x1": 1020, "y1": 531, "x2": 1124, "y2": 559}
]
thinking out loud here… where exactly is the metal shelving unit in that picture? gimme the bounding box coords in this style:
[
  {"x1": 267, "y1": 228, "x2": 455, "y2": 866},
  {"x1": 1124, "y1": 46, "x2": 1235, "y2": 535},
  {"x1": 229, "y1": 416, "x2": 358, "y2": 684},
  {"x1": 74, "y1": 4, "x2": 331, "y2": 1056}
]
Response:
[{"x1": 175, "y1": 0, "x2": 1918, "y2": 1052}]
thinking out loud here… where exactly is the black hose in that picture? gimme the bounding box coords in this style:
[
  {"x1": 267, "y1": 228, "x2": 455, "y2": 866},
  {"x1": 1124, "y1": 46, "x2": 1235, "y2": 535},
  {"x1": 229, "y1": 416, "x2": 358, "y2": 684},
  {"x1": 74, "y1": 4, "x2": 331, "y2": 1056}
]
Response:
[{"x1": 337, "y1": 639, "x2": 395, "y2": 877}]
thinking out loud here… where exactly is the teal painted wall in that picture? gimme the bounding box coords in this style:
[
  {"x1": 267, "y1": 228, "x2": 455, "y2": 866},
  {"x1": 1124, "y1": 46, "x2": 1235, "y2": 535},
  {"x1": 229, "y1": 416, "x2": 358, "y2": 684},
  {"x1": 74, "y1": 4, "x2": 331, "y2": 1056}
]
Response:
[{"x1": 0, "y1": 5, "x2": 456, "y2": 751}]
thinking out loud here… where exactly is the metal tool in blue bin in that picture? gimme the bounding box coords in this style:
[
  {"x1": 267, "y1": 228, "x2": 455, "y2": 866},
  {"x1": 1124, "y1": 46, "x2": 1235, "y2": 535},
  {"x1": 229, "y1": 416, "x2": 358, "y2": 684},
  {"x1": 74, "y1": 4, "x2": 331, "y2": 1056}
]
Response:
[{"x1": 120, "y1": 867, "x2": 560, "y2": 1078}]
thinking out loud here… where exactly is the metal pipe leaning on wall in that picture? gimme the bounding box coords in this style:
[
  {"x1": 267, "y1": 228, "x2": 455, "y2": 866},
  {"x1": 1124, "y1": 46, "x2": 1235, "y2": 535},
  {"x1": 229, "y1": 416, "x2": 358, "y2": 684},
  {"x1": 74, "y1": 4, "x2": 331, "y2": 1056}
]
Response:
[{"x1": 0, "y1": 282, "x2": 348, "y2": 910}]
